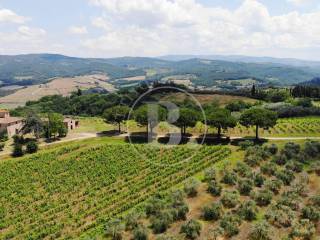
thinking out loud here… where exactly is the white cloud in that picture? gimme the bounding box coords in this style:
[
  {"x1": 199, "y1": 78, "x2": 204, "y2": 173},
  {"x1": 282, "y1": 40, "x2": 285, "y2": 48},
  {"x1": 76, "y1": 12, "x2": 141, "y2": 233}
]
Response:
[
  {"x1": 84, "y1": 0, "x2": 320, "y2": 58},
  {"x1": 68, "y1": 26, "x2": 88, "y2": 35},
  {"x1": 0, "y1": 8, "x2": 28, "y2": 23},
  {"x1": 287, "y1": 0, "x2": 313, "y2": 6}
]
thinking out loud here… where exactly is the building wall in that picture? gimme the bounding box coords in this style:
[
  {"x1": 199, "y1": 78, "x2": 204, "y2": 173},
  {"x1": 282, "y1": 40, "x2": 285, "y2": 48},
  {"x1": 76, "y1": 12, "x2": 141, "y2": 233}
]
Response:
[
  {"x1": 0, "y1": 112, "x2": 10, "y2": 118},
  {"x1": 64, "y1": 120, "x2": 76, "y2": 131},
  {"x1": 3, "y1": 122, "x2": 23, "y2": 137}
]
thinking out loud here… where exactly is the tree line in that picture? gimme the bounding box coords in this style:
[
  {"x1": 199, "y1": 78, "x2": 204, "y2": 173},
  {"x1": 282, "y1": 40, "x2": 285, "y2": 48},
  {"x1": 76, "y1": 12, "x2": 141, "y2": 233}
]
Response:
[{"x1": 104, "y1": 104, "x2": 278, "y2": 140}]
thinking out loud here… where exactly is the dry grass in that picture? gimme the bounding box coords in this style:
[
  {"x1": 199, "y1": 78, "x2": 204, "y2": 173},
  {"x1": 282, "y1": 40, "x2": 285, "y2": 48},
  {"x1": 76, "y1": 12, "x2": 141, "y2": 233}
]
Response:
[{"x1": 0, "y1": 74, "x2": 115, "y2": 108}]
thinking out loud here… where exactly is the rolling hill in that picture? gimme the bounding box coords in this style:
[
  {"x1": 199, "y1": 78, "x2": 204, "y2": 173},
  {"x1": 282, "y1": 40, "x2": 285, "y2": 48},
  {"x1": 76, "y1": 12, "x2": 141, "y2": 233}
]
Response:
[{"x1": 0, "y1": 54, "x2": 320, "y2": 90}]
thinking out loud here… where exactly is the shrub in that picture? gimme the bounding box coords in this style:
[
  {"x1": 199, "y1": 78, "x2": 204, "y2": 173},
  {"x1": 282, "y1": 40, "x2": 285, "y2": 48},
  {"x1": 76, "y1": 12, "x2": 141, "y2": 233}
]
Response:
[
  {"x1": 273, "y1": 153, "x2": 288, "y2": 166},
  {"x1": 261, "y1": 162, "x2": 278, "y2": 176},
  {"x1": 285, "y1": 160, "x2": 303, "y2": 173},
  {"x1": 219, "y1": 214, "x2": 241, "y2": 237},
  {"x1": 265, "y1": 204, "x2": 295, "y2": 228},
  {"x1": 125, "y1": 211, "x2": 143, "y2": 231},
  {"x1": 207, "y1": 180, "x2": 222, "y2": 197},
  {"x1": 0, "y1": 131, "x2": 8, "y2": 142},
  {"x1": 180, "y1": 219, "x2": 201, "y2": 240},
  {"x1": 145, "y1": 196, "x2": 166, "y2": 217},
  {"x1": 278, "y1": 191, "x2": 301, "y2": 211},
  {"x1": 58, "y1": 126, "x2": 68, "y2": 138},
  {"x1": 254, "y1": 172, "x2": 265, "y2": 187},
  {"x1": 203, "y1": 167, "x2": 217, "y2": 182},
  {"x1": 202, "y1": 203, "x2": 223, "y2": 221},
  {"x1": 13, "y1": 135, "x2": 24, "y2": 144},
  {"x1": 264, "y1": 179, "x2": 282, "y2": 195},
  {"x1": 239, "y1": 140, "x2": 254, "y2": 150},
  {"x1": 265, "y1": 144, "x2": 278, "y2": 155},
  {"x1": 105, "y1": 219, "x2": 124, "y2": 240},
  {"x1": 304, "y1": 141, "x2": 320, "y2": 158},
  {"x1": 221, "y1": 190, "x2": 240, "y2": 208},
  {"x1": 251, "y1": 189, "x2": 273, "y2": 206},
  {"x1": 208, "y1": 227, "x2": 224, "y2": 240},
  {"x1": 171, "y1": 204, "x2": 189, "y2": 221},
  {"x1": 309, "y1": 195, "x2": 320, "y2": 207},
  {"x1": 282, "y1": 142, "x2": 300, "y2": 159},
  {"x1": 184, "y1": 178, "x2": 200, "y2": 198},
  {"x1": 234, "y1": 162, "x2": 253, "y2": 178},
  {"x1": 248, "y1": 221, "x2": 271, "y2": 240},
  {"x1": 238, "y1": 178, "x2": 254, "y2": 196},
  {"x1": 245, "y1": 155, "x2": 261, "y2": 167},
  {"x1": 301, "y1": 206, "x2": 320, "y2": 222},
  {"x1": 151, "y1": 211, "x2": 173, "y2": 234},
  {"x1": 275, "y1": 169, "x2": 295, "y2": 185},
  {"x1": 26, "y1": 141, "x2": 38, "y2": 154},
  {"x1": 133, "y1": 225, "x2": 149, "y2": 240},
  {"x1": 0, "y1": 143, "x2": 4, "y2": 151},
  {"x1": 290, "y1": 219, "x2": 315, "y2": 240},
  {"x1": 12, "y1": 144, "x2": 23, "y2": 157},
  {"x1": 237, "y1": 200, "x2": 258, "y2": 221},
  {"x1": 221, "y1": 170, "x2": 238, "y2": 186}
]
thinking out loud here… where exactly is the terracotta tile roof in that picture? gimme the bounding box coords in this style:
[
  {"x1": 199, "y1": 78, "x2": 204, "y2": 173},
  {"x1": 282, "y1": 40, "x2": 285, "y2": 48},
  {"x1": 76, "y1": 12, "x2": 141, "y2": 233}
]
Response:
[
  {"x1": 0, "y1": 109, "x2": 9, "y2": 113},
  {"x1": 0, "y1": 117, "x2": 23, "y2": 124}
]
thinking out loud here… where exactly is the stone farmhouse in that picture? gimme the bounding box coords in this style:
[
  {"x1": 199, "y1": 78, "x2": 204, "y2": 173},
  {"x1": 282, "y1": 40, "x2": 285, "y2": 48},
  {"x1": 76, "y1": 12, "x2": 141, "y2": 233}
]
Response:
[
  {"x1": 0, "y1": 110, "x2": 24, "y2": 137},
  {"x1": 0, "y1": 109, "x2": 79, "y2": 138}
]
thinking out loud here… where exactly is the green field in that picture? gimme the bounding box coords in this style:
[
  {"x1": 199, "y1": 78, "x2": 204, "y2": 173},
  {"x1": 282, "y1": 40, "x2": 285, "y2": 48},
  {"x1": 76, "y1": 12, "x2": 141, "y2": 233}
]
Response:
[{"x1": 0, "y1": 138, "x2": 230, "y2": 239}]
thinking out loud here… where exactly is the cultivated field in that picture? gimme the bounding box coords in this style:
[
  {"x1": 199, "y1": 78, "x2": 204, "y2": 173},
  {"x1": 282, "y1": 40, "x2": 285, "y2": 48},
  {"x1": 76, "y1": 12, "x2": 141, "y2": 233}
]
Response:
[
  {"x1": 0, "y1": 139, "x2": 230, "y2": 239},
  {"x1": 0, "y1": 74, "x2": 115, "y2": 108}
]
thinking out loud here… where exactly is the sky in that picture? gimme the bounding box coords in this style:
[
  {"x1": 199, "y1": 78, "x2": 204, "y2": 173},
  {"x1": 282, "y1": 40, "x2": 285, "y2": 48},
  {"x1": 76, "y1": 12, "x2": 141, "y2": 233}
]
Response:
[{"x1": 0, "y1": 0, "x2": 320, "y2": 60}]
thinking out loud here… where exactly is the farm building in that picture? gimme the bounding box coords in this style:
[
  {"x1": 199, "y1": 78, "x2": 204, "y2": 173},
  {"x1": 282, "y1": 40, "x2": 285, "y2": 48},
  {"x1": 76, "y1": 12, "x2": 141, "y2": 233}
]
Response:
[
  {"x1": 63, "y1": 118, "x2": 79, "y2": 131},
  {"x1": 0, "y1": 110, "x2": 24, "y2": 137}
]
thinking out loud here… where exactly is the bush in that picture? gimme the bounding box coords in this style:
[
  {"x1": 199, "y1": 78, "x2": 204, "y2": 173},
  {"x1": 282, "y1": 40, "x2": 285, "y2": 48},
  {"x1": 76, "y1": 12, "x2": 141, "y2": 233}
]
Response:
[
  {"x1": 248, "y1": 221, "x2": 271, "y2": 240},
  {"x1": 219, "y1": 214, "x2": 241, "y2": 237},
  {"x1": 265, "y1": 204, "x2": 295, "y2": 228},
  {"x1": 265, "y1": 144, "x2": 278, "y2": 155},
  {"x1": 251, "y1": 189, "x2": 273, "y2": 206},
  {"x1": 12, "y1": 144, "x2": 23, "y2": 157},
  {"x1": 145, "y1": 196, "x2": 166, "y2": 217},
  {"x1": 254, "y1": 172, "x2": 265, "y2": 187},
  {"x1": 234, "y1": 162, "x2": 253, "y2": 178},
  {"x1": 275, "y1": 169, "x2": 295, "y2": 185},
  {"x1": 184, "y1": 178, "x2": 200, "y2": 198},
  {"x1": 301, "y1": 206, "x2": 320, "y2": 222},
  {"x1": 0, "y1": 143, "x2": 4, "y2": 151},
  {"x1": 221, "y1": 190, "x2": 240, "y2": 208},
  {"x1": 133, "y1": 225, "x2": 149, "y2": 240},
  {"x1": 203, "y1": 167, "x2": 217, "y2": 182},
  {"x1": 13, "y1": 135, "x2": 24, "y2": 144},
  {"x1": 239, "y1": 140, "x2": 254, "y2": 150},
  {"x1": 125, "y1": 211, "x2": 143, "y2": 231},
  {"x1": 221, "y1": 170, "x2": 238, "y2": 186},
  {"x1": 290, "y1": 219, "x2": 315, "y2": 240},
  {"x1": 304, "y1": 141, "x2": 320, "y2": 158},
  {"x1": 238, "y1": 178, "x2": 254, "y2": 196},
  {"x1": 237, "y1": 200, "x2": 258, "y2": 221},
  {"x1": 282, "y1": 142, "x2": 300, "y2": 159},
  {"x1": 151, "y1": 211, "x2": 173, "y2": 234},
  {"x1": 208, "y1": 227, "x2": 224, "y2": 240},
  {"x1": 277, "y1": 191, "x2": 301, "y2": 211},
  {"x1": 0, "y1": 131, "x2": 8, "y2": 142},
  {"x1": 207, "y1": 180, "x2": 222, "y2": 196},
  {"x1": 105, "y1": 219, "x2": 124, "y2": 240},
  {"x1": 273, "y1": 153, "x2": 288, "y2": 166},
  {"x1": 180, "y1": 219, "x2": 201, "y2": 240},
  {"x1": 264, "y1": 179, "x2": 282, "y2": 195},
  {"x1": 202, "y1": 203, "x2": 223, "y2": 221},
  {"x1": 309, "y1": 195, "x2": 320, "y2": 207},
  {"x1": 58, "y1": 126, "x2": 68, "y2": 138},
  {"x1": 26, "y1": 141, "x2": 38, "y2": 154},
  {"x1": 171, "y1": 204, "x2": 189, "y2": 221},
  {"x1": 285, "y1": 160, "x2": 303, "y2": 173},
  {"x1": 260, "y1": 162, "x2": 278, "y2": 176}
]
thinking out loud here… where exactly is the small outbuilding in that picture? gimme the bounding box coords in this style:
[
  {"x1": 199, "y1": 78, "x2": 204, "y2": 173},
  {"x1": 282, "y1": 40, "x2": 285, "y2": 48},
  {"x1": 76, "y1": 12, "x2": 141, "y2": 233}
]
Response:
[{"x1": 0, "y1": 110, "x2": 24, "y2": 137}]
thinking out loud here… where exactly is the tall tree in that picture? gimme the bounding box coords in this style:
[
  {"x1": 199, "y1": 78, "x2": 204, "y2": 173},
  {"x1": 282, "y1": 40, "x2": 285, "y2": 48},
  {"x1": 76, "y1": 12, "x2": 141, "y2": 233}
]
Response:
[
  {"x1": 47, "y1": 113, "x2": 65, "y2": 139},
  {"x1": 20, "y1": 112, "x2": 43, "y2": 139},
  {"x1": 175, "y1": 108, "x2": 200, "y2": 135},
  {"x1": 103, "y1": 105, "x2": 130, "y2": 133},
  {"x1": 134, "y1": 104, "x2": 166, "y2": 137},
  {"x1": 206, "y1": 108, "x2": 237, "y2": 138},
  {"x1": 240, "y1": 108, "x2": 278, "y2": 139}
]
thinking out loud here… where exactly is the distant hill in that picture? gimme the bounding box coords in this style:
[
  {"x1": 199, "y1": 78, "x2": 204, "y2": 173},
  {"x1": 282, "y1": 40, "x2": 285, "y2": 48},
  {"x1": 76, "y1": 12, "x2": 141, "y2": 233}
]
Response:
[
  {"x1": 0, "y1": 54, "x2": 320, "y2": 88},
  {"x1": 299, "y1": 77, "x2": 320, "y2": 86},
  {"x1": 0, "y1": 54, "x2": 144, "y2": 86},
  {"x1": 159, "y1": 55, "x2": 320, "y2": 68}
]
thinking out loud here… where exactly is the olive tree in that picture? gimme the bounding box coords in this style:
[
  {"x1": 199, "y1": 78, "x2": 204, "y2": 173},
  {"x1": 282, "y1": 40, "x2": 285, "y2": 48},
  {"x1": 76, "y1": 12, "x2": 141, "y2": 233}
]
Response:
[{"x1": 240, "y1": 108, "x2": 278, "y2": 139}]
